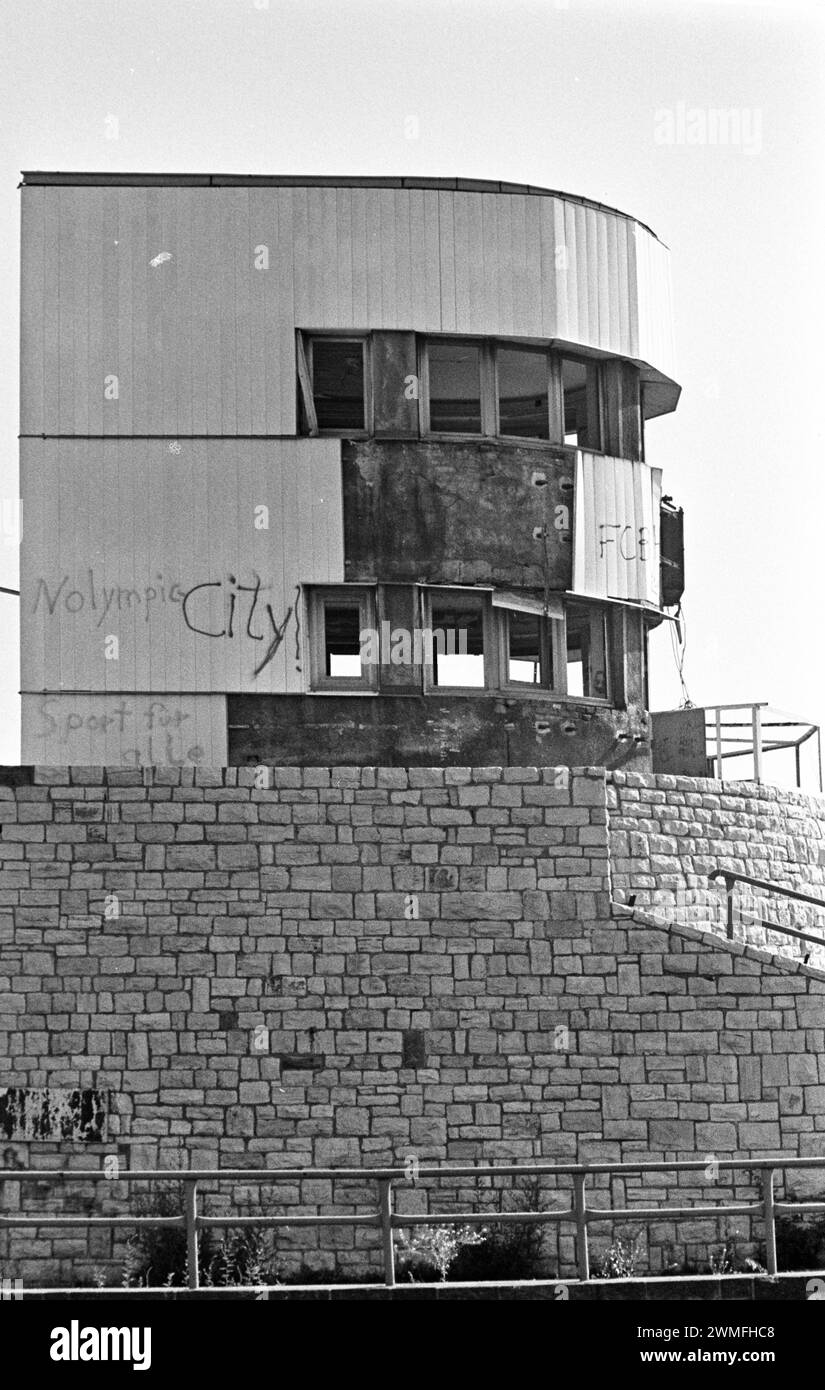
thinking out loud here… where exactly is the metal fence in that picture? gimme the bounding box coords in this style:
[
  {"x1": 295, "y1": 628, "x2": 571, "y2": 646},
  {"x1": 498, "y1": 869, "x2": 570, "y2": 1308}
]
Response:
[
  {"x1": 705, "y1": 702, "x2": 822, "y2": 791},
  {"x1": 3, "y1": 1157, "x2": 825, "y2": 1290}
]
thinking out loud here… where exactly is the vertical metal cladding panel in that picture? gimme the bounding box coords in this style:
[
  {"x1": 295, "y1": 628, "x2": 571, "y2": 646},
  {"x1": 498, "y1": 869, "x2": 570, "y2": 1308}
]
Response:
[
  {"x1": 114, "y1": 187, "x2": 134, "y2": 436},
  {"x1": 615, "y1": 214, "x2": 632, "y2": 359},
  {"x1": 465, "y1": 193, "x2": 486, "y2": 331},
  {"x1": 20, "y1": 183, "x2": 678, "y2": 436},
  {"x1": 453, "y1": 192, "x2": 471, "y2": 331},
  {"x1": 20, "y1": 185, "x2": 45, "y2": 436},
  {"x1": 275, "y1": 188, "x2": 298, "y2": 431},
  {"x1": 538, "y1": 198, "x2": 560, "y2": 338},
  {"x1": 334, "y1": 187, "x2": 355, "y2": 328},
  {"x1": 20, "y1": 437, "x2": 343, "y2": 695},
  {"x1": 633, "y1": 223, "x2": 677, "y2": 384},
  {"x1": 495, "y1": 193, "x2": 515, "y2": 337},
  {"x1": 348, "y1": 186, "x2": 370, "y2": 327},
  {"x1": 21, "y1": 692, "x2": 228, "y2": 766},
  {"x1": 438, "y1": 190, "x2": 458, "y2": 334},
  {"x1": 573, "y1": 452, "x2": 662, "y2": 604}
]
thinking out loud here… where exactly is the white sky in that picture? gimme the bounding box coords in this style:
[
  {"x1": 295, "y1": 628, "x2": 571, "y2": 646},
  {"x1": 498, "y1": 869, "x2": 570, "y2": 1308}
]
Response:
[{"x1": 0, "y1": 0, "x2": 822, "y2": 784}]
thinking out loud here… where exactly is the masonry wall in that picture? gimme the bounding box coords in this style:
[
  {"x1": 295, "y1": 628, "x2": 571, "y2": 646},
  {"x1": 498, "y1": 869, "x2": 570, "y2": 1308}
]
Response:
[
  {"x1": 1, "y1": 765, "x2": 824, "y2": 1286},
  {"x1": 609, "y1": 771, "x2": 825, "y2": 968}
]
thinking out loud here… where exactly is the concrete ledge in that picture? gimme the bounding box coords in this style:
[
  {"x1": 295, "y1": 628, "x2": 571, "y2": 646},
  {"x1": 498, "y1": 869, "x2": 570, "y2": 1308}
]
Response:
[{"x1": 14, "y1": 1272, "x2": 824, "y2": 1300}]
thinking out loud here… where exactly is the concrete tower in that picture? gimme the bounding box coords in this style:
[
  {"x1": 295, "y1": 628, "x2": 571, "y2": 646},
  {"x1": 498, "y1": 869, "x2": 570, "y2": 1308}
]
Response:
[{"x1": 19, "y1": 173, "x2": 682, "y2": 767}]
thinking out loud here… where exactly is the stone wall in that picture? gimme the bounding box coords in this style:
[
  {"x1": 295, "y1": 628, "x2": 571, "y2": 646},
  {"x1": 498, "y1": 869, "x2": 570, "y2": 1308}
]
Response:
[
  {"x1": 608, "y1": 771, "x2": 825, "y2": 968},
  {"x1": 1, "y1": 765, "x2": 824, "y2": 1286}
]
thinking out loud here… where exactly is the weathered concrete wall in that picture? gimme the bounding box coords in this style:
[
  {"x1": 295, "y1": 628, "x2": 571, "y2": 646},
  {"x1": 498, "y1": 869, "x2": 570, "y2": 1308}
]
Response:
[
  {"x1": 608, "y1": 771, "x2": 825, "y2": 967},
  {"x1": 342, "y1": 439, "x2": 572, "y2": 588},
  {"x1": 227, "y1": 695, "x2": 651, "y2": 771},
  {"x1": 1, "y1": 766, "x2": 824, "y2": 1287}
]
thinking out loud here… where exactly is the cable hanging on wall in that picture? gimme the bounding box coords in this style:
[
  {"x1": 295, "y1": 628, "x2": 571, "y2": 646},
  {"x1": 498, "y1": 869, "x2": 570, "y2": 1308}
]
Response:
[{"x1": 669, "y1": 601, "x2": 693, "y2": 708}]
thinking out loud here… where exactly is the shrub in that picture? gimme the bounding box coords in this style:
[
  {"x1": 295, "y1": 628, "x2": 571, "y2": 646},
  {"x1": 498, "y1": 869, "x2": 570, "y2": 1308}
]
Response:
[
  {"x1": 396, "y1": 1224, "x2": 488, "y2": 1282},
  {"x1": 772, "y1": 1204, "x2": 825, "y2": 1272},
  {"x1": 448, "y1": 1177, "x2": 550, "y2": 1282},
  {"x1": 598, "y1": 1229, "x2": 645, "y2": 1279},
  {"x1": 203, "y1": 1227, "x2": 280, "y2": 1288},
  {"x1": 120, "y1": 1183, "x2": 279, "y2": 1288}
]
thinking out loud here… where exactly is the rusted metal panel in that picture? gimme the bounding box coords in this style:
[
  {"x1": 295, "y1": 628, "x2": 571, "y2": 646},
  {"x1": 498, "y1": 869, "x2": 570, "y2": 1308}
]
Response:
[
  {"x1": 20, "y1": 437, "x2": 343, "y2": 695},
  {"x1": 228, "y1": 694, "x2": 651, "y2": 770},
  {"x1": 660, "y1": 499, "x2": 685, "y2": 607},
  {"x1": 342, "y1": 439, "x2": 573, "y2": 589},
  {"x1": 21, "y1": 693, "x2": 228, "y2": 765},
  {"x1": 573, "y1": 452, "x2": 661, "y2": 604},
  {"x1": 652, "y1": 707, "x2": 709, "y2": 777},
  {"x1": 0, "y1": 1088, "x2": 110, "y2": 1142},
  {"x1": 20, "y1": 184, "x2": 679, "y2": 437}
]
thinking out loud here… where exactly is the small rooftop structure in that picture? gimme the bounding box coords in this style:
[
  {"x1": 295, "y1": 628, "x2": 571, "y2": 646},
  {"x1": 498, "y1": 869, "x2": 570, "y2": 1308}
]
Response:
[{"x1": 652, "y1": 703, "x2": 823, "y2": 793}]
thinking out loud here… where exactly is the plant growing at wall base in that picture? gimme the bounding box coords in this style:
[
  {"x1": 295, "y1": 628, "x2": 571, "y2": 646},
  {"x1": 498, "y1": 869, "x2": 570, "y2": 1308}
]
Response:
[
  {"x1": 598, "y1": 1229, "x2": 646, "y2": 1279},
  {"x1": 708, "y1": 1224, "x2": 765, "y2": 1276},
  {"x1": 770, "y1": 1196, "x2": 825, "y2": 1272},
  {"x1": 447, "y1": 1177, "x2": 552, "y2": 1281},
  {"x1": 396, "y1": 1224, "x2": 488, "y2": 1282},
  {"x1": 120, "y1": 1183, "x2": 216, "y2": 1288},
  {"x1": 203, "y1": 1227, "x2": 280, "y2": 1288}
]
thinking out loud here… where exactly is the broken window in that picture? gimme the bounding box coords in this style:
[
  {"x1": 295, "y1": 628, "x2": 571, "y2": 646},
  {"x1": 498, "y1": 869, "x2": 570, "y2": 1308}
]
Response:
[
  {"x1": 506, "y1": 610, "x2": 555, "y2": 686},
  {"x1": 562, "y1": 356, "x2": 602, "y2": 450},
  {"x1": 565, "y1": 602, "x2": 610, "y2": 699},
  {"x1": 496, "y1": 347, "x2": 550, "y2": 439},
  {"x1": 425, "y1": 590, "x2": 488, "y2": 688},
  {"x1": 425, "y1": 340, "x2": 483, "y2": 434},
  {"x1": 324, "y1": 603, "x2": 362, "y2": 678},
  {"x1": 307, "y1": 586, "x2": 377, "y2": 691},
  {"x1": 306, "y1": 337, "x2": 368, "y2": 432}
]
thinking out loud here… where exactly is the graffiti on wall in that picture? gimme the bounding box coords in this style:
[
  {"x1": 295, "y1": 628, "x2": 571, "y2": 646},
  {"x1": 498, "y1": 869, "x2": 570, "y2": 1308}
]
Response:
[
  {"x1": 34, "y1": 697, "x2": 206, "y2": 765},
  {"x1": 31, "y1": 571, "x2": 300, "y2": 680}
]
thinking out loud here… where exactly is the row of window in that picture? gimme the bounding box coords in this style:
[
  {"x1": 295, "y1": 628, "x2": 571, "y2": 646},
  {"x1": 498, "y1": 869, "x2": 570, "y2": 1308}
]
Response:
[
  {"x1": 302, "y1": 335, "x2": 604, "y2": 450},
  {"x1": 307, "y1": 586, "x2": 612, "y2": 701}
]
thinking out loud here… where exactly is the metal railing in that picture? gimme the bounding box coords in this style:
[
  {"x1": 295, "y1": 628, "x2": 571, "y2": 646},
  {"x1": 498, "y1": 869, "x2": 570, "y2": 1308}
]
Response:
[
  {"x1": 705, "y1": 702, "x2": 822, "y2": 791},
  {"x1": 710, "y1": 870, "x2": 825, "y2": 951},
  {"x1": 3, "y1": 1158, "x2": 825, "y2": 1290}
]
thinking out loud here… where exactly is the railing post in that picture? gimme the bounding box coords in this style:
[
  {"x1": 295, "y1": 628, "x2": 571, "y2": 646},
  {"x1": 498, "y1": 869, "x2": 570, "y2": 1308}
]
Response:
[
  {"x1": 572, "y1": 1173, "x2": 590, "y2": 1281},
  {"x1": 763, "y1": 1168, "x2": 778, "y2": 1277},
  {"x1": 715, "y1": 708, "x2": 723, "y2": 780},
  {"x1": 752, "y1": 705, "x2": 763, "y2": 784},
  {"x1": 725, "y1": 875, "x2": 735, "y2": 941},
  {"x1": 377, "y1": 1179, "x2": 396, "y2": 1288},
  {"x1": 184, "y1": 1180, "x2": 199, "y2": 1291}
]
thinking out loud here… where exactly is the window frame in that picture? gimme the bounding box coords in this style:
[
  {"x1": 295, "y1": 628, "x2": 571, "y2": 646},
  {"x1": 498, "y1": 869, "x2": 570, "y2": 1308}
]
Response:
[
  {"x1": 419, "y1": 337, "x2": 494, "y2": 440},
  {"x1": 302, "y1": 333, "x2": 372, "y2": 438},
  {"x1": 560, "y1": 351, "x2": 604, "y2": 453},
  {"x1": 306, "y1": 584, "x2": 378, "y2": 693},
  {"x1": 498, "y1": 606, "x2": 565, "y2": 694},
  {"x1": 420, "y1": 336, "x2": 606, "y2": 452},
  {"x1": 563, "y1": 600, "x2": 612, "y2": 704},
  {"x1": 420, "y1": 586, "x2": 498, "y2": 693},
  {"x1": 493, "y1": 343, "x2": 555, "y2": 444}
]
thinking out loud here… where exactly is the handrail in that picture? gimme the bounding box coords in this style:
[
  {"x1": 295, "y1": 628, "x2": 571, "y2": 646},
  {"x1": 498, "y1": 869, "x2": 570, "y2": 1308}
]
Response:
[
  {"x1": 710, "y1": 870, "x2": 825, "y2": 948},
  {"x1": 3, "y1": 1158, "x2": 825, "y2": 1290}
]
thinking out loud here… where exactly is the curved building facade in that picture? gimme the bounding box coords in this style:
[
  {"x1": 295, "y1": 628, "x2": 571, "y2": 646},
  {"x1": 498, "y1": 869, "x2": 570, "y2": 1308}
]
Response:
[{"x1": 19, "y1": 174, "x2": 683, "y2": 767}]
